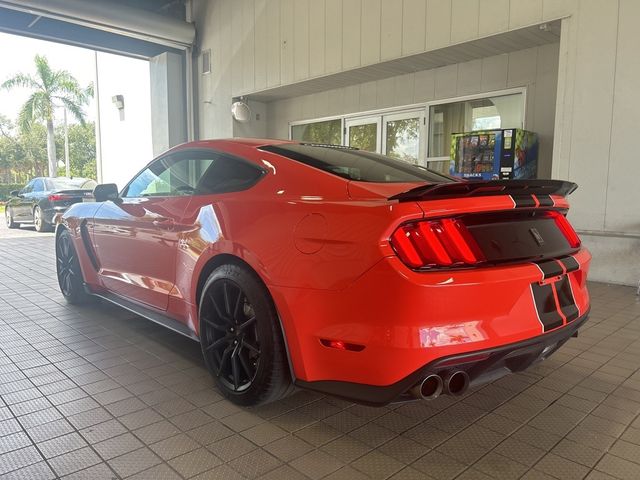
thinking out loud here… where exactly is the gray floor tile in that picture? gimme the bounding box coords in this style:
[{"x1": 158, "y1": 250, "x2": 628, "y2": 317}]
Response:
[{"x1": 1, "y1": 235, "x2": 639, "y2": 480}]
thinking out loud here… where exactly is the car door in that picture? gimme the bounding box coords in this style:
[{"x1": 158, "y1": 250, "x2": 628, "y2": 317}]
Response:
[
  {"x1": 91, "y1": 151, "x2": 215, "y2": 311},
  {"x1": 14, "y1": 179, "x2": 35, "y2": 220},
  {"x1": 29, "y1": 178, "x2": 46, "y2": 217}
]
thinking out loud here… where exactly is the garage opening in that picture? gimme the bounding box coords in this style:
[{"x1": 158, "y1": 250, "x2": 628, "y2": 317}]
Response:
[{"x1": 0, "y1": 0, "x2": 194, "y2": 190}]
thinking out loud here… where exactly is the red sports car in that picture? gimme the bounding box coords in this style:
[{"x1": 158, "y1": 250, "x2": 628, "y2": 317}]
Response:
[{"x1": 55, "y1": 139, "x2": 590, "y2": 406}]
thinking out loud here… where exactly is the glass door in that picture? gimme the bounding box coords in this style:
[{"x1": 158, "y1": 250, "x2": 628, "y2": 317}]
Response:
[
  {"x1": 345, "y1": 117, "x2": 381, "y2": 152},
  {"x1": 382, "y1": 110, "x2": 425, "y2": 165}
]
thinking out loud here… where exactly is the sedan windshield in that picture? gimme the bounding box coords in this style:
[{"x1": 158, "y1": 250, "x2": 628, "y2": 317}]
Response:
[
  {"x1": 46, "y1": 178, "x2": 97, "y2": 190},
  {"x1": 260, "y1": 144, "x2": 453, "y2": 183}
]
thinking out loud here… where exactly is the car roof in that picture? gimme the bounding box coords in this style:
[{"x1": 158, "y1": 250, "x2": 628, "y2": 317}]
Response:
[
  {"x1": 43, "y1": 177, "x2": 92, "y2": 181},
  {"x1": 165, "y1": 138, "x2": 298, "y2": 168},
  {"x1": 173, "y1": 138, "x2": 294, "y2": 150}
]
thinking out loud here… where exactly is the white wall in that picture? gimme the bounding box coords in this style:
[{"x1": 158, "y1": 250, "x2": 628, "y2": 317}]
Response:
[
  {"x1": 97, "y1": 52, "x2": 153, "y2": 190},
  {"x1": 550, "y1": 0, "x2": 640, "y2": 285},
  {"x1": 193, "y1": 0, "x2": 569, "y2": 97},
  {"x1": 149, "y1": 52, "x2": 187, "y2": 155},
  {"x1": 266, "y1": 44, "x2": 559, "y2": 178}
]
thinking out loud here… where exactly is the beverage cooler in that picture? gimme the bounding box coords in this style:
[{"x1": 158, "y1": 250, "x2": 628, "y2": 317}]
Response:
[{"x1": 449, "y1": 129, "x2": 538, "y2": 180}]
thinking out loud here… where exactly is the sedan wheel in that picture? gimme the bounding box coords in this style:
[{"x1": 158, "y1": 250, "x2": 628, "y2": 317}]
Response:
[
  {"x1": 56, "y1": 229, "x2": 92, "y2": 304},
  {"x1": 33, "y1": 206, "x2": 50, "y2": 232},
  {"x1": 5, "y1": 208, "x2": 18, "y2": 229},
  {"x1": 199, "y1": 264, "x2": 293, "y2": 405}
]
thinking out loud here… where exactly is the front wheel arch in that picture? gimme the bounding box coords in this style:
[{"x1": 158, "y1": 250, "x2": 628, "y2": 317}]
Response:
[{"x1": 56, "y1": 227, "x2": 93, "y2": 304}]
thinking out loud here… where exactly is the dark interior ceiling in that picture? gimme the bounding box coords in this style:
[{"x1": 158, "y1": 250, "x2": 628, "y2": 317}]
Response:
[{"x1": 0, "y1": 1, "x2": 188, "y2": 58}]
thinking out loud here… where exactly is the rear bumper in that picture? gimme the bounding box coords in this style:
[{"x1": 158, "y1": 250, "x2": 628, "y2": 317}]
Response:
[
  {"x1": 43, "y1": 206, "x2": 69, "y2": 224},
  {"x1": 272, "y1": 248, "x2": 591, "y2": 389},
  {"x1": 296, "y1": 309, "x2": 588, "y2": 406}
]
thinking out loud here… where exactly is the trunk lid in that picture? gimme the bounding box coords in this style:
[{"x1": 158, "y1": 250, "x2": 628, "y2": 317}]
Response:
[
  {"x1": 386, "y1": 179, "x2": 581, "y2": 270},
  {"x1": 49, "y1": 189, "x2": 94, "y2": 207},
  {"x1": 388, "y1": 179, "x2": 577, "y2": 202}
]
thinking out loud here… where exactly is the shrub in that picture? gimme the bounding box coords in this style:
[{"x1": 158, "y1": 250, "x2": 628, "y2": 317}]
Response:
[{"x1": 0, "y1": 184, "x2": 24, "y2": 202}]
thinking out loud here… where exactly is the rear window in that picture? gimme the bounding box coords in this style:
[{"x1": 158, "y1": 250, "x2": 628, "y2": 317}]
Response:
[
  {"x1": 197, "y1": 156, "x2": 265, "y2": 194},
  {"x1": 260, "y1": 144, "x2": 453, "y2": 183},
  {"x1": 46, "y1": 178, "x2": 97, "y2": 190}
]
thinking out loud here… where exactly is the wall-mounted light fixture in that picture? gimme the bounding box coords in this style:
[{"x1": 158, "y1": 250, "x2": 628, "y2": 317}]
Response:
[
  {"x1": 112, "y1": 94, "x2": 125, "y2": 121},
  {"x1": 202, "y1": 49, "x2": 211, "y2": 75},
  {"x1": 231, "y1": 98, "x2": 251, "y2": 123}
]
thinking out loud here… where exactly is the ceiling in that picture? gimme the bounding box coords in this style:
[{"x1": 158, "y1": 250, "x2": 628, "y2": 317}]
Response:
[
  {"x1": 0, "y1": 0, "x2": 192, "y2": 58},
  {"x1": 107, "y1": 0, "x2": 186, "y2": 21}
]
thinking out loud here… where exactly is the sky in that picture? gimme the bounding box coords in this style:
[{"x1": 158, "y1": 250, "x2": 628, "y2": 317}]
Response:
[{"x1": 0, "y1": 32, "x2": 97, "y2": 126}]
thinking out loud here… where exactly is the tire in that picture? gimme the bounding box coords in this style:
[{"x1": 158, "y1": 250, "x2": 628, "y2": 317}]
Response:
[
  {"x1": 5, "y1": 208, "x2": 18, "y2": 229},
  {"x1": 56, "y1": 229, "x2": 93, "y2": 304},
  {"x1": 199, "y1": 263, "x2": 293, "y2": 406},
  {"x1": 33, "y1": 206, "x2": 52, "y2": 232}
]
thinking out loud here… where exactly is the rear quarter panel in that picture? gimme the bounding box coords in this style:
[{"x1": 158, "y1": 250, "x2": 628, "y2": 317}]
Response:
[
  {"x1": 180, "y1": 150, "x2": 424, "y2": 292},
  {"x1": 172, "y1": 149, "x2": 424, "y2": 343}
]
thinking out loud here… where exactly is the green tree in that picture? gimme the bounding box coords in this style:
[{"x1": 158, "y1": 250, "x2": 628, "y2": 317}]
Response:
[
  {"x1": 0, "y1": 115, "x2": 22, "y2": 183},
  {"x1": 19, "y1": 124, "x2": 48, "y2": 178},
  {"x1": 0, "y1": 121, "x2": 49, "y2": 183},
  {"x1": 55, "y1": 122, "x2": 97, "y2": 179},
  {"x1": 1, "y1": 55, "x2": 93, "y2": 177}
]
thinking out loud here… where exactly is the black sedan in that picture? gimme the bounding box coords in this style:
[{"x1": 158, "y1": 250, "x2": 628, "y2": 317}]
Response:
[{"x1": 5, "y1": 177, "x2": 96, "y2": 232}]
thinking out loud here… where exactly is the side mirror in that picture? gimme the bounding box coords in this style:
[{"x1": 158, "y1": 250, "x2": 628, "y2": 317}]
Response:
[
  {"x1": 9, "y1": 190, "x2": 19, "y2": 197},
  {"x1": 93, "y1": 183, "x2": 120, "y2": 202}
]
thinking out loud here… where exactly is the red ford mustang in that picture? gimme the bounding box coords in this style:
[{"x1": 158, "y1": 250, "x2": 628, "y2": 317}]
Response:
[{"x1": 55, "y1": 139, "x2": 590, "y2": 406}]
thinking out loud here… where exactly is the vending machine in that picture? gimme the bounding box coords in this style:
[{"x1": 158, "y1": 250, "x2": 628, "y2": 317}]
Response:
[{"x1": 449, "y1": 129, "x2": 538, "y2": 180}]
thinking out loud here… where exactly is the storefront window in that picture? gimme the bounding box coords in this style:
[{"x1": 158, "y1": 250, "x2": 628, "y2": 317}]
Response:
[
  {"x1": 428, "y1": 92, "x2": 524, "y2": 158},
  {"x1": 291, "y1": 119, "x2": 342, "y2": 145}
]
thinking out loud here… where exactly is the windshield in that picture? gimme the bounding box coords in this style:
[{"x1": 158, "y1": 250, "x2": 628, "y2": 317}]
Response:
[
  {"x1": 260, "y1": 144, "x2": 453, "y2": 183},
  {"x1": 46, "y1": 178, "x2": 97, "y2": 191}
]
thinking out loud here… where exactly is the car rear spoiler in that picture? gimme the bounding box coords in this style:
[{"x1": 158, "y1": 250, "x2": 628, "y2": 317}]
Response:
[{"x1": 388, "y1": 179, "x2": 578, "y2": 202}]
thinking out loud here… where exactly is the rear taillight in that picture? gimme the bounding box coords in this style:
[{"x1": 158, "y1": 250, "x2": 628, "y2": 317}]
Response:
[
  {"x1": 390, "y1": 218, "x2": 485, "y2": 269},
  {"x1": 48, "y1": 194, "x2": 73, "y2": 202},
  {"x1": 547, "y1": 211, "x2": 581, "y2": 248}
]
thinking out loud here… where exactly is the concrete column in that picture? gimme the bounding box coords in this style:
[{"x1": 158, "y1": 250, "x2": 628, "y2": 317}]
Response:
[{"x1": 150, "y1": 52, "x2": 187, "y2": 155}]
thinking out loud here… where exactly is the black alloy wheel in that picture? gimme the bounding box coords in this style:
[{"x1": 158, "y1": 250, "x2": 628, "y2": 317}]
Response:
[
  {"x1": 202, "y1": 279, "x2": 260, "y2": 392},
  {"x1": 56, "y1": 229, "x2": 92, "y2": 304},
  {"x1": 199, "y1": 264, "x2": 293, "y2": 405}
]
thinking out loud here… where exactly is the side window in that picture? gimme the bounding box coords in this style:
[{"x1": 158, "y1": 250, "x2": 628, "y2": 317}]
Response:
[
  {"x1": 197, "y1": 155, "x2": 264, "y2": 194},
  {"x1": 122, "y1": 150, "x2": 265, "y2": 198},
  {"x1": 32, "y1": 179, "x2": 44, "y2": 192},
  {"x1": 123, "y1": 153, "x2": 215, "y2": 198},
  {"x1": 21, "y1": 180, "x2": 35, "y2": 194}
]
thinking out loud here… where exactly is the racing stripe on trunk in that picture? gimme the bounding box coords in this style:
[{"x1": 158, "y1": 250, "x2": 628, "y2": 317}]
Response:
[
  {"x1": 537, "y1": 195, "x2": 554, "y2": 207},
  {"x1": 512, "y1": 195, "x2": 537, "y2": 208},
  {"x1": 537, "y1": 260, "x2": 564, "y2": 280},
  {"x1": 530, "y1": 283, "x2": 564, "y2": 331},
  {"x1": 556, "y1": 276, "x2": 579, "y2": 322},
  {"x1": 558, "y1": 255, "x2": 580, "y2": 273}
]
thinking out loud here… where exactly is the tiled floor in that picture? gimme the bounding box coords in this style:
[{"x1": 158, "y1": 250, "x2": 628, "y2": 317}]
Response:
[{"x1": 1, "y1": 228, "x2": 640, "y2": 479}]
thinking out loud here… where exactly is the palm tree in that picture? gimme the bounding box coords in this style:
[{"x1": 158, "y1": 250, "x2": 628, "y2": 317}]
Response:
[{"x1": 1, "y1": 55, "x2": 93, "y2": 177}]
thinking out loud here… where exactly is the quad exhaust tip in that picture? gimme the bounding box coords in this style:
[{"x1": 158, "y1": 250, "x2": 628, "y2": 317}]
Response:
[
  {"x1": 409, "y1": 370, "x2": 470, "y2": 400},
  {"x1": 443, "y1": 370, "x2": 470, "y2": 396}
]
